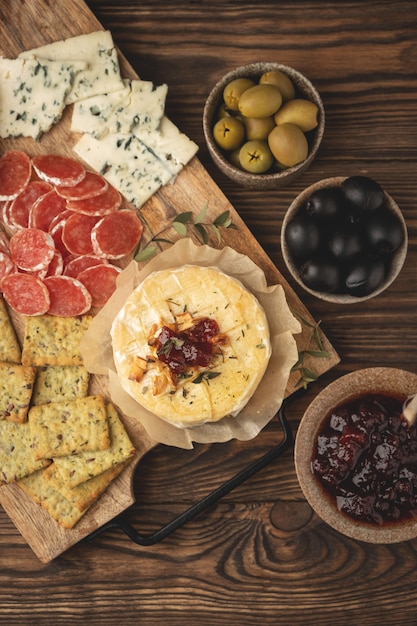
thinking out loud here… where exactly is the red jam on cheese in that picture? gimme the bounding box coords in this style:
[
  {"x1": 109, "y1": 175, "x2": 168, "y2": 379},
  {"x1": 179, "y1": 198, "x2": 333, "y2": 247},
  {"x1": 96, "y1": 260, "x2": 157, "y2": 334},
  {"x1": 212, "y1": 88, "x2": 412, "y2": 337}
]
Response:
[{"x1": 311, "y1": 393, "x2": 417, "y2": 525}]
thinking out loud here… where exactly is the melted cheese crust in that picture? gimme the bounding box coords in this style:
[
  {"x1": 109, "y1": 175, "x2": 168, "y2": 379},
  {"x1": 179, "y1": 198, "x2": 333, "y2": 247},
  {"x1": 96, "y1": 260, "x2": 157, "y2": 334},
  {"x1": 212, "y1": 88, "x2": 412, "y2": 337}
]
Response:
[{"x1": 111, "y1": 265, "x2": 271, "y2": 427}]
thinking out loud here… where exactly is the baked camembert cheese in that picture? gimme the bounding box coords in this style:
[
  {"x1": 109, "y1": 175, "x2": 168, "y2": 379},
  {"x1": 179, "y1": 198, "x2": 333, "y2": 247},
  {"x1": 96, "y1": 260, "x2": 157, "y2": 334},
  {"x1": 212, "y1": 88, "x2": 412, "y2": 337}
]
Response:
[{"x1": 111, "y1": 265, "x2": 271, "y2": 427}]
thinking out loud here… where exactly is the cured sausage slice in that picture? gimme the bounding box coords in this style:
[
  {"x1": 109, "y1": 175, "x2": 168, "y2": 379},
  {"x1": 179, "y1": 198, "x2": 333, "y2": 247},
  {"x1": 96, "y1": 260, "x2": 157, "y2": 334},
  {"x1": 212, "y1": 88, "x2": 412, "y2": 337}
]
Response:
[
  {"x1": 44, "y1": 249, "x2": 64, "y2": 277},
  {"x1": 66, "y1": 183, "x2": 122, "y2": 216},
  {"x1": 29, "y1": 189, "x2": 67, "y2": 232},
  {"x1": 32, "y1": 154, "x2": 86, "y2": 188},
  {"x1": 1, "y1": 273, "x2": 50, "y2": 316},
  {"x1": 9, "y1": 228, "x2": 55, "y2": 272},
  {"x1": 43, "y1": 275, "x2": 92, "y2": 316},
  {"x1": 55, "y1": 171, "x2": 108, "y2": 201},
  {"x1": 61, "y1": 212, "x2": 100, "y2": 256},
  {"x1": 0, "y1": 151, "x2": 32, "y2": 201},
  {"x1": 91, "y1": 210, "x2": 143, "y2": 259},
  {"x1": 0, "y1": 230, "x2": 10, "y2": 255},
  {"x1": 0, "y1": 252, "x2": 16, "y2": 281},
  {"x1": 63, "y1": 254, "x2": 108, "y2": 279},
  {"x1": 77, "y1": 263, "x2": 121, "y2": 307},
  {"x1": 10, "y1": 180, "x2": 53, "y2": 231}
]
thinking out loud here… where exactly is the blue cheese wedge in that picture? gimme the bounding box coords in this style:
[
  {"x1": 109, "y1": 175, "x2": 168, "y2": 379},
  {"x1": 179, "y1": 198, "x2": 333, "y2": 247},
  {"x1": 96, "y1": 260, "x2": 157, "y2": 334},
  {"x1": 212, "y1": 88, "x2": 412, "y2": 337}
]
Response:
[
  {"x1": 19, "y1": 30, "x2": 124, "y2": 104},
  {"x1": 111, "y1": 265, "x2": 271, "y2": 427},
  {"x1": 74, "y1": 131, "x2": 174, "y2": 208},
  {"x1": 0, "y1": 56, "x2": 86, "y2": 139},
  {"x1": 71, "y1": 79, "x2": 168, "y2": 138}
]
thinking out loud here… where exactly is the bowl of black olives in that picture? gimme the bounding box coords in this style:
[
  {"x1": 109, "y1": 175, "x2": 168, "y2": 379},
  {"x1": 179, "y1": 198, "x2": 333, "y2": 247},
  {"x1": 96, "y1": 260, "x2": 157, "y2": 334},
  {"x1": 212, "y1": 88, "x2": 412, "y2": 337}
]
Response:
[
  {"x1": 281, "y1": 176, "x2": 407, "y2": 302},
  {"x1": 203, "y1": 62, "x2": 325, "y2": 189}
]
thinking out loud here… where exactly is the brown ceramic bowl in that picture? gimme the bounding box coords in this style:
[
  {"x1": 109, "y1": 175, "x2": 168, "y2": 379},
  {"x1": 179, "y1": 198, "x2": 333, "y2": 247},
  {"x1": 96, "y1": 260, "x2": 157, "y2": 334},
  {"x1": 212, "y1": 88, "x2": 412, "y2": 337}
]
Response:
[
  {"x1": 281, "y1": 177, "x2": 408, "y2": 303},
  {"x1": 295, "y1": 367, "x2": 417, "y2": 543},
  {"x1": 203, "y1": 62, "x2": 325, "y2": 189}
]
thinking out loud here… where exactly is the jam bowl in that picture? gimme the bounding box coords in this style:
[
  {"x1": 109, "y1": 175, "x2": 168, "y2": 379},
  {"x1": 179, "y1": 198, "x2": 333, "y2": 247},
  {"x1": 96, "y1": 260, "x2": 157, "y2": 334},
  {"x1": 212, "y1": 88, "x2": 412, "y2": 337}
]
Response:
[
  {"x1": 281, "y1": 176, "x2": 408, "y2": 303},
  {"x1": 203, "y1": 62, "x2": 325, "y2": 189},
  {"x1": 294, "y1": 367, "x2": 417, "y2": 543}
]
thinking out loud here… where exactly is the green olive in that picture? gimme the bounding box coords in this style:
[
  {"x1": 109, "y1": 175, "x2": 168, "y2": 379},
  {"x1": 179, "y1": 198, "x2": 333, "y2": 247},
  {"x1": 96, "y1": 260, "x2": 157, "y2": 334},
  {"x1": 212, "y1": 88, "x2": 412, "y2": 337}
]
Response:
[
  {"x1": 259, "y1": 70, "x2": 296, "y2": 102},
  {"x1": 274, "y1": 99, "x2": 319, "y2": 132},
  {"x1": 239, "y1": 140, "x2": 274, "y2": 173},
  {"x1": 229, "y1": 148, "x2": 242, "y2": 169},
  {"x1": 238, "y1": 84, "x2": 282, "y2": 118},
  {"x1": 268, "y1": 123, "x2": 308, "y2": 167},
  {"x1": 212, "y1": 117, "x2": 245, "y2": 151},
  {"x1": 223, "y1": 78, "x2": 255, "y2": 111},
  {"x1": 244, "y1": 116, "x2": 276, "y2": 141},
  {"x1": 216, "y1": 103, "x2": 233, "y2": 120}
]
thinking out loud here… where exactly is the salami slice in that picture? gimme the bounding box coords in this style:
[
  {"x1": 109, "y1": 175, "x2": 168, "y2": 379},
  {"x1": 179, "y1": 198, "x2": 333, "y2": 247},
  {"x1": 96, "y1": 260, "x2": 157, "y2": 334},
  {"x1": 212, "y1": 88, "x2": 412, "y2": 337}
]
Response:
[
  {"x1": 32, "y1": 154, "x2": 86, "y2": 188},
  {"x1": 9, "y1": 228, "x2": 55, "y2": 272},
  {"x1": 77, "y1": 263, "x2": 121, "y2": 307},
  {"x1": 61, "y1": 212, "x2": 100, "y2": 256},
  {"x1": 43, "y1": 275, "x2": 92, "y2": 316},
  {"x1": 0, "y1": 151, "x2": 31, "y2": 201},
  {"x1": 49, "y1": 214, "x2": 73, "y2": 260},
  {"x1": 44, "y1": 249, "x2": 64, "y2": 277},
  {"x1": 91, "y1": 210, "x2": 143, "y2": 259},
  {"x1": 29, "y1": 189, "x2": 67, "y2": 231},
  {"x1": 55, "y1": 171, "x2": 108, "y2": 201},
  {"x1": 0, "y1": 230, "x2": 10, "y2": 255},
  {"x1": 1, "y1": 273, "x2": 50, "y2": 315},
  {"x1": 10, "y1": 180, "x2": 53, "y2": 231},
  {"x1": 66, "y1": 183, "x2": 122, "y2": 216},
  {"x1": 0, "y1": 252, "x2": 16, "y2": 281},
  {"x1": 63, "y1": 254, "x2": 108, "y2": 279}
]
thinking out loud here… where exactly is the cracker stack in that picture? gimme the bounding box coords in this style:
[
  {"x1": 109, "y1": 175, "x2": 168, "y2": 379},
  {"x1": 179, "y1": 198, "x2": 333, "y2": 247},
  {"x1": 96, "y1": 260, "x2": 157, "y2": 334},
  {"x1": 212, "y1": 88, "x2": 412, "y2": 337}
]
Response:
[{"x1": 0, "y1": 302, "x2": 136, "y2": 529}]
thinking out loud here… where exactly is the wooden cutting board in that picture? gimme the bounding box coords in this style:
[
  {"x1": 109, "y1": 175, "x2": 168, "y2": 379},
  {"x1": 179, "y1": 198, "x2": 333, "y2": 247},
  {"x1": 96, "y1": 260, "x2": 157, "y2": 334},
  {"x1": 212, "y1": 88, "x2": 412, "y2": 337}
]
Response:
[{"x1": 0, "y1": 0, "x2": 339, "y2": 563}]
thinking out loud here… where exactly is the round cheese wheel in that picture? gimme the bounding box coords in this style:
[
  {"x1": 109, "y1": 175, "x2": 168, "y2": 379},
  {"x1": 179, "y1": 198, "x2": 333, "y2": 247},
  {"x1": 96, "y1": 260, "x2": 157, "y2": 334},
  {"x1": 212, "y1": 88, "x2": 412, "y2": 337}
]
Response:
[{"x1": 111, "y1": 265, "x2": 271, "y2": 427}]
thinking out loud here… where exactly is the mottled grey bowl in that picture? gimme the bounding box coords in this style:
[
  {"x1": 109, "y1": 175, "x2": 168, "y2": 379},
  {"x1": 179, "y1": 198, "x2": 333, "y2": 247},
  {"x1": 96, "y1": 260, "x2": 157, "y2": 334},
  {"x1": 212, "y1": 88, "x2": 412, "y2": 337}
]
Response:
[
  {"x1": 295, "y1": 367, "x2": 417, "y2": 543},
  {"x1": 281, "y1": 177, "x2": 408, "y2": 303},
  {"x1": 203, "y1": 62, "x2": 325, "y2": 189}
]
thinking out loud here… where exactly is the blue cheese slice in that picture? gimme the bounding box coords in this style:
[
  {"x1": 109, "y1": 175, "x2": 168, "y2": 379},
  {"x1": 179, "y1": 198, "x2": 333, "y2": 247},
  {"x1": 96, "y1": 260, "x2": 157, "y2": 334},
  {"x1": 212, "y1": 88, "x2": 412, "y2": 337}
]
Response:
[
  {"x1": 71, "y1": 79, "x2": 168, "y2": 138},
  {"x1": 74, "y1": 132, "x2": 173, "y2": 208},
  {"x1": 0, "y1": 56, "x2": 86, "y2": 139},
  {"x1": 19, "y1": 30, "x2": 124, "y2": 104}
]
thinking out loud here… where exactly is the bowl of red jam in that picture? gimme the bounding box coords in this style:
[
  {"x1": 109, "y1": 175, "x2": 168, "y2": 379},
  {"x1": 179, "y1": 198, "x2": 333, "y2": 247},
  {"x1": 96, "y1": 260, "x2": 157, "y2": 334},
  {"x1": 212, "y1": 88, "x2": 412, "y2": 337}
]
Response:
[{"x1": 294, "y1": 367, "x2": 417, "y2": 542}]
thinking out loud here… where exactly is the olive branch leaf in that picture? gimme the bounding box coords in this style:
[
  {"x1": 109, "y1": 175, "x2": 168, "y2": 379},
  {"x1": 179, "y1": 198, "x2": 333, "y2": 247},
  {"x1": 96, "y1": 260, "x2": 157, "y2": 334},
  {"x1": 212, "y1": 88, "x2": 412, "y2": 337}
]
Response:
[
  {"x1": 292, "y1": 315, "x2": 330, "y2": 389},
  {"x1": 134, "y1": 202, "x2": 237, "y2": 262}
]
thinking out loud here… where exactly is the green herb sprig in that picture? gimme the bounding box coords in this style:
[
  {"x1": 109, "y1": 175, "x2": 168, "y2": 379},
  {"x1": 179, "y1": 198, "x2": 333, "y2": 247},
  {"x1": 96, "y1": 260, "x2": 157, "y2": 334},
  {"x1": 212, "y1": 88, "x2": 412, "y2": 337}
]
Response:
[
  {"x1": 134, "y1": 202, "x2": 237, "y2": 262},
  {"x1": 292, "y1": 315, "x2": 330, "y2": 389}
]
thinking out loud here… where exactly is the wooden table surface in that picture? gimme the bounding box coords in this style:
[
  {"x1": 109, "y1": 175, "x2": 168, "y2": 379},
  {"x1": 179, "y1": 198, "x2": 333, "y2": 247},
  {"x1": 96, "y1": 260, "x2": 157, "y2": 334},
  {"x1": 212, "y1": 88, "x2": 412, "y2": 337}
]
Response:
[{"x1": 1, "y1": 1, "x2": 417, "y2": 624}]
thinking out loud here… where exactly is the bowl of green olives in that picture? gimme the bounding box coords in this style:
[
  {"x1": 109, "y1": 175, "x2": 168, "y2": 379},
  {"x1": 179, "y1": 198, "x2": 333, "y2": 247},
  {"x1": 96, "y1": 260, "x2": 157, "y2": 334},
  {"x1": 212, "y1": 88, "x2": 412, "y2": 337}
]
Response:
[
  {"x1": 203, "y1": 62, "x2": 325, "y2": 189},
  {"x1": 281, "y1": 176, "x2": 408, "y2": 302}
]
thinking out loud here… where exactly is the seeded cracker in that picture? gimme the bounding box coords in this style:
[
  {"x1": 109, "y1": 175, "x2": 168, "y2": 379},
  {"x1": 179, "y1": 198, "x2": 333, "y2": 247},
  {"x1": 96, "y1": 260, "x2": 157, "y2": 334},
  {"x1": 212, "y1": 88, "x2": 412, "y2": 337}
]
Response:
[
  {"x1": 22, "y1": 315, "x2": 94, "y2": 366},
  {"x1": 43, "y1": 459, "x2": 130, "y2": 513},
  {"x1": 29, "y1": 395, "x2": 110, "y2": 461},
  {"x1": 0, "y1": 362, "x2": 36, "y2": 423},
  {"x1": 0, "y1": 421, "x2": 50, "y2": 484},
  {"x1": 50, "y1": 403, "x2": 136, "y2": 488},
  {"x1": 0, "y1": 296, "x2": 21, "y2": 364},
  {"x1": 17, "y1": 468, "x2": 86, "y2": 529},
  {"x1": 32, "y1": 365, "x2": 90, "y2": 406}
]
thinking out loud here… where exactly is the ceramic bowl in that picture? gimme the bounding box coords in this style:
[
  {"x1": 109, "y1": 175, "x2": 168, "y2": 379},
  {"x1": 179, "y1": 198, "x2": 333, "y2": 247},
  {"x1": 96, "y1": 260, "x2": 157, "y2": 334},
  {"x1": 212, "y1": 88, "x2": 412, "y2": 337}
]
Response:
[
  {"x1": 203, "y1": 62, "x2": 325, "y2": 189},
  {"x1": 281, "y1": 176, "x2": 408, "y2": 303},
  {"x1": 295, "y1": 367, "x2": 417, "y2": 543}
]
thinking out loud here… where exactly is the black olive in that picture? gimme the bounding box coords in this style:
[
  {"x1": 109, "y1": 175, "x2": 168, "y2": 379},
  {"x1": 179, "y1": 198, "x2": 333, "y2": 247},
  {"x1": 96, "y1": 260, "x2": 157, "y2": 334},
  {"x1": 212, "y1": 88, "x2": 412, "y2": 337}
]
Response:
[
  {"x1": 364, "y1": 209, "x2": 404, "y2": 254},
  {"x1": 305, "y1": 187, "x2": 346, "y2": 221},
  {"x1": 345, "y1": 255, "x2": 386, "y2": 297},
  {"x1": 285, "y1": 210, "x2": 321, "y2": 261},
  {"x1": 328, "y1": 225, "x2": 364, "y2": 262},
  {"x1": 299, "y1": 254, "x2": 342, "y2": 293},
  {"x1": 342, "y1": 175, "x2": 384, "y2": 212}
]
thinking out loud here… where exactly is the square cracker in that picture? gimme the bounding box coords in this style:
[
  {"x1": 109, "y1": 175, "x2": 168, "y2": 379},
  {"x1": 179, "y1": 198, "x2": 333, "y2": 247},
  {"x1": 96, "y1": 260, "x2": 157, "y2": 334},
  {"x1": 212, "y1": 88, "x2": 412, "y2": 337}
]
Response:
[
  {"x1": 31, "y1": 365, "x2": 90, "y2": 406},
  {"x1": 0, "y1": 421, "x2": 50, "y2": 485},
  {"x1": 0, "y1": 296, "x2": 21, "y2": 364},
  {"x1": 28, "y1": 395, "x2": 110, "y2": 461},
  {"x1": 50, "y1": 402, "x2": 136, "y2": 488},
  {"x1": 0, "y1": 362, "x2": 36, "y2": 423},
  {"x1": 22, "y1": 315, "x2": 94, "y2": 367}
]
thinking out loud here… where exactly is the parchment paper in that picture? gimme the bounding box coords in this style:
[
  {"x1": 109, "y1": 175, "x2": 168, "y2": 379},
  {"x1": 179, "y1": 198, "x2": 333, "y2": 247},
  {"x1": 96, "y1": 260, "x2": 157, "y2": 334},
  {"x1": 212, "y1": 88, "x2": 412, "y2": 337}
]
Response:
[{"x1": 80, "y1": 239, "x2": 301, "y2": 448}]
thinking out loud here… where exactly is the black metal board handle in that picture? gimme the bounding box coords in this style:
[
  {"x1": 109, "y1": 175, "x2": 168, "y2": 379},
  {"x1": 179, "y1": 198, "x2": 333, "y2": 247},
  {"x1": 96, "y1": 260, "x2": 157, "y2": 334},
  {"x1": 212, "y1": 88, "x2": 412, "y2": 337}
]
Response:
[{"x1": 85, "y1": 391, "x2": 302, "y2": 547}]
